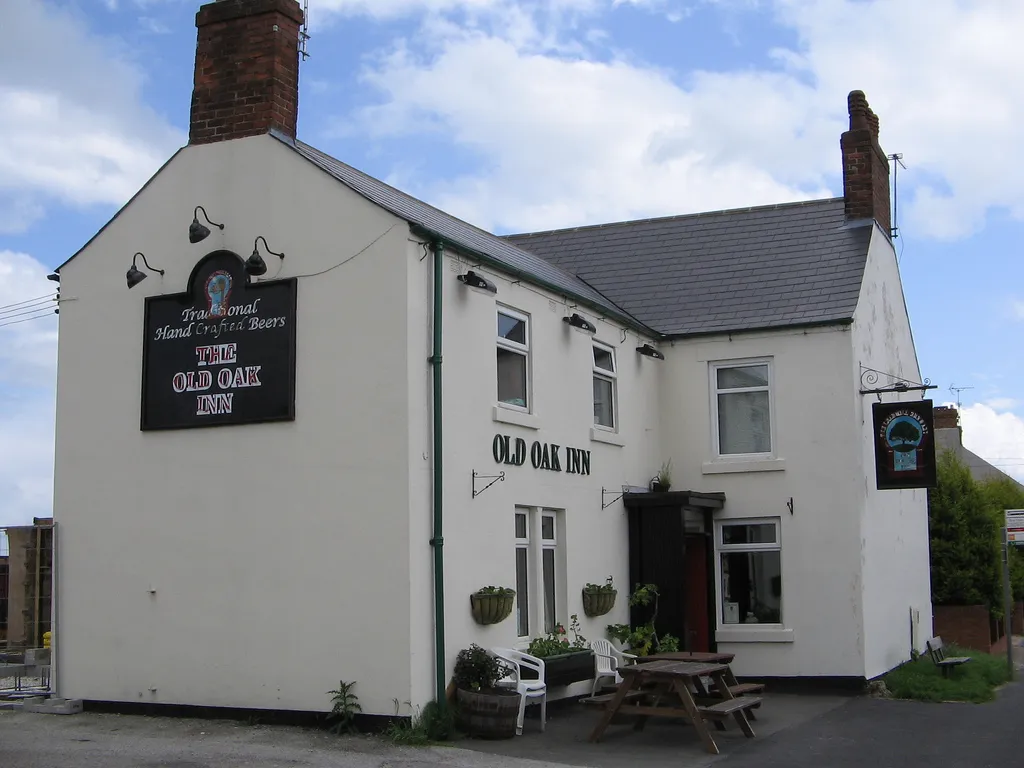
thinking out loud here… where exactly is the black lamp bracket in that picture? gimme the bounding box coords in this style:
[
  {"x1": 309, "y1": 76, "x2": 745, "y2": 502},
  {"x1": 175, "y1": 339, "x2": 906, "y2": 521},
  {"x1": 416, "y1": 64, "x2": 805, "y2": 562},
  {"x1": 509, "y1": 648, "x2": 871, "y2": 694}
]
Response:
[
  {"x1": 194, "y1": 206, "x2": 224, "y2": 231},
  {"x1": 472, "y1": 470, "x2": 505, "y2": 498},
  {"x1": 601, "y1": 487, "x2": 624, "y2": 509},
  {"x1": 133, "y1": 252, "x2": 165, "y2": 275},
  {"x1": 254, "y1": 235, "x2": 286, "y2": 260},
  {"x1": 859, "y1": 364, "x2": 936, "y2": 399}
]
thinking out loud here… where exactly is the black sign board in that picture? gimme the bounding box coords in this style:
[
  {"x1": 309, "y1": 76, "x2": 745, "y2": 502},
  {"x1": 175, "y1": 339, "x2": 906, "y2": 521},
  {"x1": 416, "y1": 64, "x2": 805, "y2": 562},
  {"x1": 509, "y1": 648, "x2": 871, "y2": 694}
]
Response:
[
  {"x1": 141, "y1": 250, "x2": 296, "y2": 430},
  {"x1": 872, "y1": 399, "x2": 937, "y2": 490}
]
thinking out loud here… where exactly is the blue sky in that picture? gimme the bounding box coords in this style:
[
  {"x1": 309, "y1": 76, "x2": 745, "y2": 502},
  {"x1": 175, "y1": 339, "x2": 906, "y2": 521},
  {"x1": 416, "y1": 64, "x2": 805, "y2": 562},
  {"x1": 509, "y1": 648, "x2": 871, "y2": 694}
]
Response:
[{"x1": 3, "y1": 0, "x2": 1024, "y2": 525}]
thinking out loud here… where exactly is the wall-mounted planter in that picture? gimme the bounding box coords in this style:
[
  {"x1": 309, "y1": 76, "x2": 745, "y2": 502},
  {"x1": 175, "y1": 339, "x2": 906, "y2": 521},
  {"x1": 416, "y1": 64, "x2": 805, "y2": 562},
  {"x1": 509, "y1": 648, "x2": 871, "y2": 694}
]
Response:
[
  {"x1": 520, "y1": 650, "x2": 595, "y2": 687},
  {"x1": 582, "y1": 589, "x2": 617, "y2": 618},
  {"x1": 470, "y1": 591, "x2": 515, "y2": 626}
]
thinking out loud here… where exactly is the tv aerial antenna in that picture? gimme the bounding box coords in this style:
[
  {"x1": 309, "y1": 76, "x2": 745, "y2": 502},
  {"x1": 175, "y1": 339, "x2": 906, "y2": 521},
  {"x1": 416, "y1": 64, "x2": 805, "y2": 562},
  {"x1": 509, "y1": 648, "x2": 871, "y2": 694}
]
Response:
[
  {"x1": 949, "y1": 383, "x2": 974, "y2": 410},
  {"x1": 299, "y1": 0, "x2": 311, "y2": 61}
]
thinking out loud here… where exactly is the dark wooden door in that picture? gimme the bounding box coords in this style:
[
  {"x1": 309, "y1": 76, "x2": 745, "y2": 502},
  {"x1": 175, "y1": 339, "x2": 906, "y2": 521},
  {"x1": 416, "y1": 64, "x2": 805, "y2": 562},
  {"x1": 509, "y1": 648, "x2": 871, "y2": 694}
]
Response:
[{"x1": 683, "y1": 534, "x2": 711, "y2": 651}]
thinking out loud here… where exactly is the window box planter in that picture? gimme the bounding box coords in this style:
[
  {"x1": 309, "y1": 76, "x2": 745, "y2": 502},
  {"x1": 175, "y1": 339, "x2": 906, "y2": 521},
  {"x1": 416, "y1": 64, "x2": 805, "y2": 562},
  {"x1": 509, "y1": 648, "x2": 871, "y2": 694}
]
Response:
[
  {"x1": 520, "y1": 650, "x2": 595, "y2": 687},
  {"x1": 470, "y1": 590, "x2": 515, "y2": 626},
  {"x1": 582, "y1": 588, "x2": 617, "y2": 618}
]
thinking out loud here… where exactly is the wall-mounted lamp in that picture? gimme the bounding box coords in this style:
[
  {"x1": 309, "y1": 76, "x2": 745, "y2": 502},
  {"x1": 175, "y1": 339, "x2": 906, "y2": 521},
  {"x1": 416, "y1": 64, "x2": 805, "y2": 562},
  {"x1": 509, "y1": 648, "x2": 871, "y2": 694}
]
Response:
[
  {"x1": 126, "y1": 252, "x2": 165, "y2": 289},
  {"x1": 245, "y1": 236, "x2": 285, "y2": 277},
  {"x1": 563, "y1": 312, "x2": 597, "y2": 335},
  {"x1": 189, "y1": 206, "x2": 224, "y2": 244},
  {"x1": 456, "y1": 270, "x2": 497, "y2": 296},
  {"x1": 636, "y1": 343, "x2": 665, "y2": 360}
]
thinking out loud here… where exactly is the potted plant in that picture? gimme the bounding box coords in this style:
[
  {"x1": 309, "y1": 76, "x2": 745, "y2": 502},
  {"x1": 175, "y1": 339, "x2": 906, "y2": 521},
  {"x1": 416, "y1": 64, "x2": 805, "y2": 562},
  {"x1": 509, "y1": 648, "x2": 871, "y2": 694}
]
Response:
[
  {"x1": 582, "y1": 576, "x2": 617, "y2": 618},
  {"x1": 650, "y1": 460, "x2": 672, "y2": 493},
  {"x1": 453, "y1": 644, "x2": 520, "y2": 739},
  {"x1": 524, "y1": 615, "x2": 595, "y2": 686},
  {"x1": 605, "y1": 583, "x2": 680, "y2": 656},
  {"x1": 470, "y1": 586, "x2": 516, "y2": 626}
]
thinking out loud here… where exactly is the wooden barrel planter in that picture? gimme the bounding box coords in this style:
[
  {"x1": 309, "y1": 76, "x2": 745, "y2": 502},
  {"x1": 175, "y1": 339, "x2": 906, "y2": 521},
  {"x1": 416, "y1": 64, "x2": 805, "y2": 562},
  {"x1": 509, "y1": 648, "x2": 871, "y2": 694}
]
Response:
[
  {"x1": 582, "y1": 588, "x2": 617, "y2": 618},
  {"x1": 470, "y1": 591, "x2": 515, "y2": 625},
  {"x1": 456, "y1": 688, "x2": 520, "y2": 739}
]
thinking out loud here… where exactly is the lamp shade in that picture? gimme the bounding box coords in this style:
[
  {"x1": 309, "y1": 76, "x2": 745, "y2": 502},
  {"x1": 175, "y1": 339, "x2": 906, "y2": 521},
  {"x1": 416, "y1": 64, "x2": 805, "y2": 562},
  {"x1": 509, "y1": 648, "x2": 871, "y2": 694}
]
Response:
[
  {"x1": 636, "y1": 343, "x2": 665, "y2": 360},
  {"x1": 457, "y1": 270, "x2": 497, "y2": 295},
  {"x1": 189, "y1": 219, "x2": 211, "y2": 244},
  {"x1": 126, "y1": 265, "x2": 147, "y2": 289},
  {"x1": 245, "y1": 250, "x2": 268, "y2": 276},
  {"x1": 563, "y1": 313, "x2": 597, "y2": 335}
]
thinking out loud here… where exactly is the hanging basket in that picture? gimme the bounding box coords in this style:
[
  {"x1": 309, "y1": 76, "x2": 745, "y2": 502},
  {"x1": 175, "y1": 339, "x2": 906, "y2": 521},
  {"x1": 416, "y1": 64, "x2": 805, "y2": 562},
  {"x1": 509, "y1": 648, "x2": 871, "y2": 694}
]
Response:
[
  {"x1": 470, "y1": 591, "x2": 515, "y2": 625},
  {"x1": 582, "y1": 589, "x2": 617, "y2": 617}
]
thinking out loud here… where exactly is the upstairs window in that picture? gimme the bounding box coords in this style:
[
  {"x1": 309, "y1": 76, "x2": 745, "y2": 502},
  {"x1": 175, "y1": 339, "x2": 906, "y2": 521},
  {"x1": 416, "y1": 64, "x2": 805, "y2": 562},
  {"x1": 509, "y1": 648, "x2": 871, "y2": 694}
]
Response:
[
  {"x1": 593, "y1": 343, "x2": 616, "y2": 429},
  {"x1": 497, "y1": 308, "x2": 530, "y2": 411},
  {"x1": 711, "y1": 360, "x2": 773, "y2": 456}
]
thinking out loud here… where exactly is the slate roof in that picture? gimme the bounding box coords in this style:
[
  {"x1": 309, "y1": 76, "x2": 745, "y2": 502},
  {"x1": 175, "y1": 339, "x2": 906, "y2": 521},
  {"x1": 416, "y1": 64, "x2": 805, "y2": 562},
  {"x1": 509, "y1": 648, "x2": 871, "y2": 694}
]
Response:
[
  {"x1": 274, "y1": 132, "x2": 651, "y2": 334},
  {"x1": 504, "y1": 199, "x2": 874, "y2": 337}
]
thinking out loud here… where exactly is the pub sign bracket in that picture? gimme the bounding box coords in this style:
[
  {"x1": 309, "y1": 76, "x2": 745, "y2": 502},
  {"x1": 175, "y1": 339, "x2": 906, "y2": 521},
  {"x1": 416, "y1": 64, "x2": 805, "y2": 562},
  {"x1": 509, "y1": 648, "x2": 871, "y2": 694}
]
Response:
[{"x1": 859, "y1": 364, "x2": 937, "y2": 400}]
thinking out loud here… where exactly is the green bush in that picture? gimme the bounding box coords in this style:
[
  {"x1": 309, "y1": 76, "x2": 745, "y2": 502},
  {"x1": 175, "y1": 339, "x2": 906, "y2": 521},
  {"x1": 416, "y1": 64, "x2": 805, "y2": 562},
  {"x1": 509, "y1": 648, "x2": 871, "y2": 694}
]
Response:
[{"x1": 883, "y1": 645, "x2": 1012, "y2": 703}]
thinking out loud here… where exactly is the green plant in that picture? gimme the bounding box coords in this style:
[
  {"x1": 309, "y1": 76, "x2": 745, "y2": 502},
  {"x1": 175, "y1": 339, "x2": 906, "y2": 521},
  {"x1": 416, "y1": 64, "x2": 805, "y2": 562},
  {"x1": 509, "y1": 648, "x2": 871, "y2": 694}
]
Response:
[
  {"x1": 657, "y1": 460, "x2": 672, "y2": 486},
  {"x1": 527, "y1": 614, "x2": 589, "y2": 657},
  {"x1": 326, "y1": 680, "x2": 362, "y2": 734},
  {"x1": 453, "y1": 644, "x2": 510, "y2": 691},
  {"x1": 605, "y1": 583, "x2": 674, "y2": 656},
  {"x1": 584, "y1": 576, "x2": 616, "y2": 594},
  {"x1": 386, "y1": 699, "x2": 457, "y2": 744},
  {"x1": 882, "y1": 644, "x2": 1012, "y2": 703},
  {"x1": 474, "y1": 585, "x2": 516, "y2": 597}
]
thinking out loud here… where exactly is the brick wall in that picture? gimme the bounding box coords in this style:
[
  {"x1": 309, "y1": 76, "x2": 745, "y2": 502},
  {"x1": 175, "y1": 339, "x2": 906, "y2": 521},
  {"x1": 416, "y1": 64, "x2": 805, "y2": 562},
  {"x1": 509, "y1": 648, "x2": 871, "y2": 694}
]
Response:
[
  {"x1": 933, "y1": 406, "x2": 960, "y2": 431},
  {"x1": 190, "y1": 0, "x2": 304, "y2": 145},
  {"x1": 932, "y1": 604, "x2": 992, "y2": 652}
]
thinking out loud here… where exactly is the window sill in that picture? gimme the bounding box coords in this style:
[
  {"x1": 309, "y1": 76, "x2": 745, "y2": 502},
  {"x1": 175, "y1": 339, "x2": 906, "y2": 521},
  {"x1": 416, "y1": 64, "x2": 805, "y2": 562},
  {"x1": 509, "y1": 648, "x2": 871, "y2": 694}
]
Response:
[
  {"x1": 492, "y1": 406, "x2": 541, "y2": 430},
  {"x1": 715, "y1": 627, "x2": 794, "y2": 643},
  {"x1": 702, "y1": 458, "x2": 786, "y2": 475},
  {"x1": 590, "y1": 428, "x2": 625, "y2": 447}
]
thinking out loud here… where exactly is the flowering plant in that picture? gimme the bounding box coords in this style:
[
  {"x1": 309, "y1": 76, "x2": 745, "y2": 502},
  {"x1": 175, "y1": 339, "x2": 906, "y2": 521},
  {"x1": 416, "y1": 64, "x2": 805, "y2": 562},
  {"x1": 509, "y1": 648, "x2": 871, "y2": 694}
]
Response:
[{"x1": 526, "y1": 614, "x2": 589, "y2": 657}]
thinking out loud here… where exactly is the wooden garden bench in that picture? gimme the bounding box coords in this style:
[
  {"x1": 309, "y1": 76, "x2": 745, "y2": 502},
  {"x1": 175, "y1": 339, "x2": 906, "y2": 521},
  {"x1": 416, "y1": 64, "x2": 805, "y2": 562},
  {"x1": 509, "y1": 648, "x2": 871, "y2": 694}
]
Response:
[{"x1": 925, "y1": 636, "x2": 971, "y2": 677}]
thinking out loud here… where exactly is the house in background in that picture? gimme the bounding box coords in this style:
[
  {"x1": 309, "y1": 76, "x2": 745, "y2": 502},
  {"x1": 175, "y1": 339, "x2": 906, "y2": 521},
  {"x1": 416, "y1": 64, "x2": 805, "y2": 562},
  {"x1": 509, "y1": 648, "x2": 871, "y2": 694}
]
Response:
[
  {"x1": 49, "y1": 0, "x2": 932, "y2": 717},
  {"x1": 933, "y1": 405, "x2": 1024, "y2": 489}
]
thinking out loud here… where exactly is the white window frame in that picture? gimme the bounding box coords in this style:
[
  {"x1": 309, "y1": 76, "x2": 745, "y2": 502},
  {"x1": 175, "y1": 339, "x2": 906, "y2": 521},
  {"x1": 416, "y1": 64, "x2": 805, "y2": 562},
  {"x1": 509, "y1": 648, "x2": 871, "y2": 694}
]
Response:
[
  {"x1": 497, "y1": 306, "x2": 531, "y2": 413},
  {"x1": 513, "y1": 507, "x2": 566, "y2": 641},
  {"x1": 592, "y1": 342, "x2": 617, "y2": 431},
  {"x1": 709, "y1": 358, "x2": 775, "y2": 459},
  {"x1": 715, "y1": 517, "x2": 783, "y2": 628}
]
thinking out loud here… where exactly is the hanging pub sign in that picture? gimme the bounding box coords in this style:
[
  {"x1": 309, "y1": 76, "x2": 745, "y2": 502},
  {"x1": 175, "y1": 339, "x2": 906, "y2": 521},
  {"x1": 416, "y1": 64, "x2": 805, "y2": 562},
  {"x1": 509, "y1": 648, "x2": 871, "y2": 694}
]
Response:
[
  {"x1": 871, "y1": 399, "x2": 937, "y2": 490},
  {"x1": 141, "y1": 250, "x2": 297, "y2": 430}
]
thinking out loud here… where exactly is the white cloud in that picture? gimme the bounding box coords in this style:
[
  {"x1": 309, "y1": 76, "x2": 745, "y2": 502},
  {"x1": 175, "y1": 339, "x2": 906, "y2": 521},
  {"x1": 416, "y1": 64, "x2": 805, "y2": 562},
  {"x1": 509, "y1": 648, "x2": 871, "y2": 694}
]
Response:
[
  {"x1": 985, "y1": 398, "x2": 1021, "y2": 412},
  {"x1": 0, "y1": 195, "x2": 45, "y2": 235},
  {"x1": 0, "y1": 251, "x2": 58, "y2": 527},
  {"x1": 327, "y1": 0, "x2": 1024, "y2": 236},
  {"x1": 960, "y1": 403, "x2": 1024, "y2": 485},
  {"x1": 0, "y1": 2, "x2": 183, "y2": 221}
]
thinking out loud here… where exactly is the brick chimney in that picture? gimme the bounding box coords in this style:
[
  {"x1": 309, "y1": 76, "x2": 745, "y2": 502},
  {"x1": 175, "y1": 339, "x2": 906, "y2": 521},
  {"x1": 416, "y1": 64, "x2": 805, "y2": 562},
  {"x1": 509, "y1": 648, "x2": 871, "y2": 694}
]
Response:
[
  {"x1": 933, "y1": 406, "x2": 960, "y2": 431},
  {"x1": 840, "y1": 90, "x2": 891, "y2": 237},
  {"x1": 190, "y1": 0, "x2": 304, "y2": 145}
]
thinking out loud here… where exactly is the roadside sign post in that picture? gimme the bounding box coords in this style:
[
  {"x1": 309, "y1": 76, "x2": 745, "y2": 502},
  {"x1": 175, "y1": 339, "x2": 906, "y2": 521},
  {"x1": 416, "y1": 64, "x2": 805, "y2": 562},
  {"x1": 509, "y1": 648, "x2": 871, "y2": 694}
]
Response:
[{"x1": 1003, "y1": 509, "x2": 1024, "y2": 681}]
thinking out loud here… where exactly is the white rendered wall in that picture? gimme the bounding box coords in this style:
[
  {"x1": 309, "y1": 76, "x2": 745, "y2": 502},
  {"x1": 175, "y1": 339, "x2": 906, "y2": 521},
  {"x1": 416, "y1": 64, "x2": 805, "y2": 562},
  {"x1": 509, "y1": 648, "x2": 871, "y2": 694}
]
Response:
[
  {"x1": 53, "y1": 135, "x2": 415, "y2": 715},
  {"x1": 851, "y1": 225, "x2": 932, "y2": 679},
  {"x1": 660, "y1": 325, "x2": 867, "y2": 678}
]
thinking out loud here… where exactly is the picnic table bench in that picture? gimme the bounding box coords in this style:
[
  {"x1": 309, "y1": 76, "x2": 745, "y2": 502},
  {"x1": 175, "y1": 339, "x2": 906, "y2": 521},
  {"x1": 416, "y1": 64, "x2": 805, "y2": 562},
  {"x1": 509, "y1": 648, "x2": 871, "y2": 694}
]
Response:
[{"x1": 925, "y1": 636, "x2": 971, "y2": 677}]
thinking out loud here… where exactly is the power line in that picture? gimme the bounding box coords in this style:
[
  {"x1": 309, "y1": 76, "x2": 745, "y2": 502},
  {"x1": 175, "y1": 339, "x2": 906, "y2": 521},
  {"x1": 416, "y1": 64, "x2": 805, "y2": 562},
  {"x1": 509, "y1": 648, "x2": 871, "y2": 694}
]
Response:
[
  {"x1": 0, "y1": 293, "x2": 54, "y2": 314},
  {"x1": 0, "y1": 303, "x2": 56, "y2": 323},
  {"x1": 0, "y1": 309, "x2": 55, "y2": 330},
  {"x1": 0, "y1": 298, "x2": 53, "y2": 319}
]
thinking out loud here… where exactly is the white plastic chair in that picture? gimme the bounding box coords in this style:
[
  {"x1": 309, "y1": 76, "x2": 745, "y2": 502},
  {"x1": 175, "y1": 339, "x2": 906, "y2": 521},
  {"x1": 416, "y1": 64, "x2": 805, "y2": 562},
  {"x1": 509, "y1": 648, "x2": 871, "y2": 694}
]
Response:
[
  {"x1": 491, "y1": 647, "x2": 547, "y2": 734},
  {"x1": 590, "y1": 638, "x2": 637, "y2": 696}
]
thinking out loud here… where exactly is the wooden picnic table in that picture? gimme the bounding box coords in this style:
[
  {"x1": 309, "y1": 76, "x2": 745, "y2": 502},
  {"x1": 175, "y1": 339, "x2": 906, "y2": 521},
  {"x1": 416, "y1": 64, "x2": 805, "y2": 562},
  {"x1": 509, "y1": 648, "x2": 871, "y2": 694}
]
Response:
[
  {"x1": 637, "y1": 651, "x2": 736, "y2": 664},
  {"x1": 585, "y1": 660, "x2": 761, "y2": 755}
]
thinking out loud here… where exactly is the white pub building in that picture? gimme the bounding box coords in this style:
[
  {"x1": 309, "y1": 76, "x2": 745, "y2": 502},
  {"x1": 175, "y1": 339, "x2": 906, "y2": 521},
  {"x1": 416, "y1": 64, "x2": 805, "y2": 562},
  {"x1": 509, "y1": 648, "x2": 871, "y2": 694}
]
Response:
[{"x1": 49, "y1": 0, "x2": 933, "y2": 718}]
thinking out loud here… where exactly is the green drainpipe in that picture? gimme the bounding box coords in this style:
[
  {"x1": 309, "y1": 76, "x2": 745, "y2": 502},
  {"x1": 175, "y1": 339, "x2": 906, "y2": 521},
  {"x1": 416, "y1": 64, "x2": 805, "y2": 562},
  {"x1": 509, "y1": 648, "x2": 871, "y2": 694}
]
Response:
[{"x1": 429, "y1": 240, "x2": 446, "y2": 706}]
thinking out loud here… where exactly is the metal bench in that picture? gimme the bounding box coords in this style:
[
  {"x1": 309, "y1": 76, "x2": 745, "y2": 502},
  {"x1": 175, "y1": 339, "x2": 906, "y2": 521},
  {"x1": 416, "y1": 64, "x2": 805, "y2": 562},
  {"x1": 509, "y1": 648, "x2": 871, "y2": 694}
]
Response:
[{"x1": 925, "y1": 636, "x2": 971, "y2": 677}]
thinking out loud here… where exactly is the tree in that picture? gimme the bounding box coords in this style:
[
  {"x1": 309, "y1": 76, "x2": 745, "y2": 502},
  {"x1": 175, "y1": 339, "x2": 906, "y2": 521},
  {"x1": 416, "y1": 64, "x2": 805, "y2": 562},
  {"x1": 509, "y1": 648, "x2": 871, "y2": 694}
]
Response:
[
  {"x1": 978, "y1": 475, "x2": 1024, "y2": 603},
  {"x1": 927, "y1": 451, "x2": 1001, "y2": 609},
  {"x1": 890, "y1": 419, "x2": 922, "y2": 446}
]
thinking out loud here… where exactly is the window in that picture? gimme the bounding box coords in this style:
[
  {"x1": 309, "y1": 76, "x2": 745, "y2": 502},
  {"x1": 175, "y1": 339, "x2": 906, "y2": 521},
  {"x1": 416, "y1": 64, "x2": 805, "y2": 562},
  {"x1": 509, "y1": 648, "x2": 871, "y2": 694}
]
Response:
[
  {"x1": 513, "y1": 507, "x2": 565, "y2": 638},
  {"x1": 711, "y1": 360, "x2": 773, "y2": 456},
  {"x1": 515, "y1": 509, "x2": 530, "y2": 638},
  {"x1": 592, "y1": 343, "x2": 616, "y2": 429},
  {"x1": 497, "y1": 309, "x2": 530, "y2": 411},
  {"x1": 717, "y1": 519, "x2": 781, "y2": 626}
]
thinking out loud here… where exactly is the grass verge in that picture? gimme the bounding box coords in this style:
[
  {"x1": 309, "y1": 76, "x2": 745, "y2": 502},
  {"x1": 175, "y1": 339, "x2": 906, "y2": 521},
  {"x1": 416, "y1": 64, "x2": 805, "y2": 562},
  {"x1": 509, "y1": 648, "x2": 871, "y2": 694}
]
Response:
[{"x1": 882, "y1": 646, "x2": 1013, "y2": 703}]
